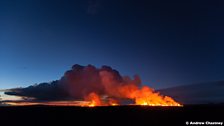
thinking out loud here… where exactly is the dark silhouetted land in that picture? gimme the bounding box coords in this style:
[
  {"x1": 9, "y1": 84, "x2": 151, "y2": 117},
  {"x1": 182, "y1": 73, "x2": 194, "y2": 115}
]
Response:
[{"x1": 0, "y1": 105, "x2": 223, "y2": 126}]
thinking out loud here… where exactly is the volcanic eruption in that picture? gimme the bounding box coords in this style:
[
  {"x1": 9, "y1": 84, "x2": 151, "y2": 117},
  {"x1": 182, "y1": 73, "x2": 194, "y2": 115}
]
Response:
[{"x1": 4, "y1": 64, "x2": 182, "y2": 107}]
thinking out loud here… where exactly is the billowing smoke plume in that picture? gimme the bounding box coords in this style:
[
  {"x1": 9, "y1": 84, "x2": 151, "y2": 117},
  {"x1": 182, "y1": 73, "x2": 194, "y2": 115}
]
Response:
[
  {"x1": 5, "y1": 64, "x2": 140, "y2": 100},
  {"x1": 61, "y1": 64, "x2": 141, "y2": 99},
  {"x1": 5, "y1": 64, "x2": 181, "y2": 106}
]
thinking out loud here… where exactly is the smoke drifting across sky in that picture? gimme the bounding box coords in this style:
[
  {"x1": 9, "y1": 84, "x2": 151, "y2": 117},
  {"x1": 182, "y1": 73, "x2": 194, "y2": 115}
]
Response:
[{"x1": 5, "y1": 64, "x2": 141, "y2": 101}]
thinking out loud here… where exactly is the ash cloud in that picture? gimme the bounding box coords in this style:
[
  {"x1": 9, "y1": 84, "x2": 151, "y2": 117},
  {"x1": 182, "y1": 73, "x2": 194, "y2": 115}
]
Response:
[
  {"x1": 5, "y1": 81, "x2": 69, "y2": 100},
  {"x1": 5, "y1": 64, "x2": 141, "y2": 101}
]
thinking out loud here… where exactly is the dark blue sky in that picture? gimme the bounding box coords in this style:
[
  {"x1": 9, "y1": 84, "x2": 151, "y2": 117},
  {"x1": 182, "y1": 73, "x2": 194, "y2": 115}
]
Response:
[{"x1": 0, "y1": 0, "x2": 224, "y2": 89}]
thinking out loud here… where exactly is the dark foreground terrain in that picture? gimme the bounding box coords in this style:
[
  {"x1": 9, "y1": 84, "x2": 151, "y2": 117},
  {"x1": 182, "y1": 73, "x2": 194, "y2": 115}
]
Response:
[{"x1": 0, "y1": 105, "x2": 223, "y2": 126}]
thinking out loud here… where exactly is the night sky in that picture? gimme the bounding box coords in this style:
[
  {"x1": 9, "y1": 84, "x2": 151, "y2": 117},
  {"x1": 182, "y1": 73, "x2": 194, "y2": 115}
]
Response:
[{"x1": 0, "y1": 0, "x2": 224, "y2": 89}]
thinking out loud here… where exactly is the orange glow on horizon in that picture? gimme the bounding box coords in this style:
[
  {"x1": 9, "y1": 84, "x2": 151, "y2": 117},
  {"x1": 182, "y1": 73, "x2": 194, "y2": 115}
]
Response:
[{"x1": 2, "y1": 86, "x2": 182, "y2": 107}]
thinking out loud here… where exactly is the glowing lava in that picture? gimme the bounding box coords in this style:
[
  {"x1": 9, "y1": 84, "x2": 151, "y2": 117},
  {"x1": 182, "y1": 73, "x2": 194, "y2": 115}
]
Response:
[
  {"x1": 85, "y1": 92, "x2": 103, "y2": 107},
  {"x1": 83, "y1": 86, "x2": 182, "y2": 107},
  {"x1": 129, "y1": 86, "x2": 182, "y2": 106}
]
